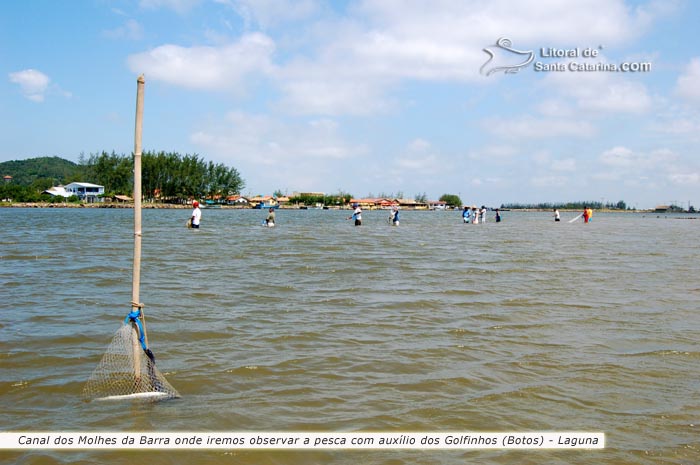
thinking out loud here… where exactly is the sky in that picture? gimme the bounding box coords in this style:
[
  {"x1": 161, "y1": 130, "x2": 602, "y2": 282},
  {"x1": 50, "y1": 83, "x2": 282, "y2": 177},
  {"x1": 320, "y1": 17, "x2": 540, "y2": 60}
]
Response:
[{"x1": 1, "y1": 0, "x2": 699, "y2": 209}]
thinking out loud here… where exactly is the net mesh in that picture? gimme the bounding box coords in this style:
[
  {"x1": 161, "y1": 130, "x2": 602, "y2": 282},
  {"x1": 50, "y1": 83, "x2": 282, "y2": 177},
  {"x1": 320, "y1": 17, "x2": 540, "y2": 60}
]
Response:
[{"x1": 83, "y1": 323, "x2": 180, "y2": 401}]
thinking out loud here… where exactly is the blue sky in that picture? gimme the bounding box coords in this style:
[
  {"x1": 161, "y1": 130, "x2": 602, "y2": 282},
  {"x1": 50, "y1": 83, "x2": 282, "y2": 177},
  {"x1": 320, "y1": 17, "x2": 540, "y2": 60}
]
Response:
[{"x1": 2, "y1": 0, "x2": 699, "y2": 208}]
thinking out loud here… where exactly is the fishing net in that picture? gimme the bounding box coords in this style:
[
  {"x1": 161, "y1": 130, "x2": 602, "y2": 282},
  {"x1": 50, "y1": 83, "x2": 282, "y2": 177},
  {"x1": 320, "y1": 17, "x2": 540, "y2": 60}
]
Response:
[
  {"x1": 83, "y1": 315, "x2": 180, "y2": 402},
  {"x1": 83, "y1": 78, "x2": 179, "y2": 403}
]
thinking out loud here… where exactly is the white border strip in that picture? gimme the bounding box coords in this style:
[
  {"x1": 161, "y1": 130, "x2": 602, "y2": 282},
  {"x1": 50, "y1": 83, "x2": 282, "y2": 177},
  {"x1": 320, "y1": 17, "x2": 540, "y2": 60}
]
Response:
[{"x1": 1, "y1": 432, "x2": 604, "y2": 450}]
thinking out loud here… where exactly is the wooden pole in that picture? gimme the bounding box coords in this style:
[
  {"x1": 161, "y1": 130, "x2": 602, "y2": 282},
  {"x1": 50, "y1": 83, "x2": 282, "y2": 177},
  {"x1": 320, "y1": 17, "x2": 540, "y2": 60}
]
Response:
[{"x1": 132, "y1": 75, "x2": 146, "y2": 377}]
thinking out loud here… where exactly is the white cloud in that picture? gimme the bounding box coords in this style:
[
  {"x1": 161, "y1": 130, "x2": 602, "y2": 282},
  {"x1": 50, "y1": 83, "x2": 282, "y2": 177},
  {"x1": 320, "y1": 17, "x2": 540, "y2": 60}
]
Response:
[
  {"x1": 191, "y1": 111, "x2": 365, "y2": 164},
  {"x1": 127, "y1": 33, "x2": 275, "y2": 92},
  {"x1": 115, "y1": 0, "x2": 686, "y2": 201},
  {"x1": 355, "y1": 0, "x2": 655, "y2": 49},
  {"x1": 103, "y1": 19, "x2": 144, "y2": 40},
  {"x1": 652, "y1": 117, "x2": 700, "y2": 135},
  {"x1": 592, "y1": 147, "x2": 690, "y2": 192},
  {"x1": 394, "y1": 138, "x2": 441, "y2": 173},
  {"x1": 530, "y1": 175, "x2": 569, "y2": 188},
  {"x1": 396, "y1": 154, "x2": 439, "y2": 171},
  {"x1": 468, "y1": 144, "x2": 519, "y2": 163},
  {"x1": 675, "y1": 57, "x2": 700, "y2": 102},
  {"x1": 591, "y1": 171, "x2": 622, "y2": 182},
  {"x1": 269, "y1": 0, "x2": 665, "y2": 115},
  {"x1": 576, "y1": 80, "x2": 652, "y2": 114},
  {"x1": 125, "y1": 0, "x2": 667, "y2": 117},
  {"x1": 667, "y1": 172, "x2": 700, "y2": 185},
  {"x1": 485, "y1": 116, "x2": 595, "y2": 139},
  {"x1": 599, "y1": 146, "x2": 678, "y2": 172},
  {"x1": 139, "y1": 0, "x2": 201, "y2": 14},
  {"x1": 223, "y1": 0, "x2": 320, "y2": 29},
  {"x1": 277, "y1": 64, "x2": 394, "y2": 115},
  {"x1": 9, "y1": 69, "x2": 50, "y2": 102},
  {"x1": 536, "y1": 99, "x2": 575, "y2": 118},
  {"x1": 599, "y1": 146, "x2": 636, "y2": 167},
  {"x1": 551, "y1": 158, "x2": 577, "y2": 172},
  {"x1": 189, "y1": 111, "x2": 369, "y2": 192},
  {"x1": 542, "y1": 66, "x2": 652, "y2": 115},
  {"x1": 408, "y1": 138, "x2": 431, "y2": 151},
  {"x1": 532, "y1": 151, "x2": 575, "y2": 171}
]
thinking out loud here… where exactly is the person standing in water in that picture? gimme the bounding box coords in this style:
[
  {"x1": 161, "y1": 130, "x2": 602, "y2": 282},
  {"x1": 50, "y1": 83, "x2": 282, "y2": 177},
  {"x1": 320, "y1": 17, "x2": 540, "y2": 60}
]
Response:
[
  {"x1": 265, "y1": 207, "x2": 276, "y2": 227},
  {"x1": 495, "y1": 209, "x2": 501, "y2": 222},
  {"x1": 347, "y1": 203, "x2": 362, "y2": 226},
  {"x1": 472, "y1": 206, "x2": 479, "y2": 224},
  {"x1": 554, "y1": 208, "x2": 561, "y2": 222},
  {"x1": 462, "y1": 206, "x2": 471, "y2": 224},
  {"x1": 390, "y1": 205, "x2": 400, "y2": 226},
  {"x1": 190, "y1": 200, "x2": 202, "y2": 229},
  {"x1": 583, "y1": 206, "x2": 593, "y2": 223}
]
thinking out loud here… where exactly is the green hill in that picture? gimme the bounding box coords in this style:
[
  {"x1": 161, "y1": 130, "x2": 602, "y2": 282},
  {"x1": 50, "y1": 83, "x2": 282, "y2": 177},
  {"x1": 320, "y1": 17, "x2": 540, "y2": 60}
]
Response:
[{"x1": 0, "y1": 156, "x2": 80, "y2": 187}]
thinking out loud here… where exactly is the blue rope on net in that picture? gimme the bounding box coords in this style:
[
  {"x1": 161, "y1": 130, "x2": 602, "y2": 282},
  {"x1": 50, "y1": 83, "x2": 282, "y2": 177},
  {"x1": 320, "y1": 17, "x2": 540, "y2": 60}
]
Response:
[{"x1": 124, "y1": 310, "x2": 148, "y2": 353}]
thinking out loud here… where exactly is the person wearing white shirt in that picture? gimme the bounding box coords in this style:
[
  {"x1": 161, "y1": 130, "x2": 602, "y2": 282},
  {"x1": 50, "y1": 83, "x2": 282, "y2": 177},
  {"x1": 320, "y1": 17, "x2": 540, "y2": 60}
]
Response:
[
  {"x1": 191, "y1": 201, "x2": 202, "y2": 228},
  {"x1": 347, "y1": 203, "x2": 362, "y2": 226}
]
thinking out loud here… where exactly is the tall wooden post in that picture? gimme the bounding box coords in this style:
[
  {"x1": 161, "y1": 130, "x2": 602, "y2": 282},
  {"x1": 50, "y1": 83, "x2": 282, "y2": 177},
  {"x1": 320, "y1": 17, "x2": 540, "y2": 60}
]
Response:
[{"x1": 132, "y1": 75, "x2": 146, "y2": 377}]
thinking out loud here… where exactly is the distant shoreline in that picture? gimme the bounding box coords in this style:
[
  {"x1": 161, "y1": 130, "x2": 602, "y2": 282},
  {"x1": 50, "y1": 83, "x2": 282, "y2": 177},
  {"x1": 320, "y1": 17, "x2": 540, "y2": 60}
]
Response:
[{"x1": 0, "y1": 202, "x2": 667, "y2": 213}]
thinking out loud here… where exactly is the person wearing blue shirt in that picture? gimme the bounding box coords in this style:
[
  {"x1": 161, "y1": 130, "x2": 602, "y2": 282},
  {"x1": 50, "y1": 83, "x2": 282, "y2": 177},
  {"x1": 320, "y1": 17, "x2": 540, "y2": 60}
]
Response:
[
  {"x1": 462, "y1": 206, "x2": 471, "y2": 223},
  {"x1": 390, "y1": 206, "x2": 400, "y2": 226}
]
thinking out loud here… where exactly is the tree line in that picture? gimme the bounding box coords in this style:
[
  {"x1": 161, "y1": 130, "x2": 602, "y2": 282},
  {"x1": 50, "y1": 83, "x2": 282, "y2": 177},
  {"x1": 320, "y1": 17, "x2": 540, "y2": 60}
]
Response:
[
  {"x1": 286, "y1": 192, "x2": 353, "y2": 206},
  {"x1": 0, "y1": 152, "x2": 244, "y2": 203},
  {"x1": 79, "y1": 151, "x2": 244, "y2": 203},
  {"x1": 500, "y1": 200, "x2": 630, "y2": 210},
  {"x1": 420, "y1": 195, "x2": 637, "y2": 211}
]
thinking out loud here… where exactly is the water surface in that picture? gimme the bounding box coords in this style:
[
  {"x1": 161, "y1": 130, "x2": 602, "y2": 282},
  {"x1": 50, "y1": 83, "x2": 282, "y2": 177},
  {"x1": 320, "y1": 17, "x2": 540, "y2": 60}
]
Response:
[{"x1": 1, "y1": 208, "x2": 699, "y2": 464}]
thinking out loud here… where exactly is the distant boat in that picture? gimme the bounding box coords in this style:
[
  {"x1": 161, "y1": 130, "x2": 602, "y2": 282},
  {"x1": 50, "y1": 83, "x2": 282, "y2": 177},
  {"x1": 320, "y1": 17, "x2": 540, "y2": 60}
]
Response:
[
  {"x1": 203, "y1": 200, "x2": 222, "y2": 209},
  {"x1": 253, "y1": 203, "x2": 279, "y2": 209}
]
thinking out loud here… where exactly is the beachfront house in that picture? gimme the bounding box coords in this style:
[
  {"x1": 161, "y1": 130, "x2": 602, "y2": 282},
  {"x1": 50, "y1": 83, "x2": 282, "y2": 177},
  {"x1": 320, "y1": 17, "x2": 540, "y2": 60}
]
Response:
[
  {"x1": 110, "y1": 195, "x2": 132, "y2": 203},
  {"x1": 226, "y1": 195, "x2": 249, "y2": 206},
  {"x1": 64, "y1": 182, "x2": 105, "y2": 203},
  {"x1": 429, "y1": 200, "x2": 447, "y2": 210},
  {"x1": 249, "y1": 195, "x2": 278, "y2": 208},
  {"x1": 350, "y1": 198, "x2": 380, "y2": 209},
  {"x1": 346, "y1": 198, "x2": 430, "y2": 210},
  {"x1": 396, "y1": 198, "x2": 428, "y2": 210}
]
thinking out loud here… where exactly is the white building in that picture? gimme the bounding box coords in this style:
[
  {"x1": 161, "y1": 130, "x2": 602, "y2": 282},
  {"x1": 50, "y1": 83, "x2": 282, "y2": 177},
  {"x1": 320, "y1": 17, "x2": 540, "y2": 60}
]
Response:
[
  {"x1": 64, "y1": 182, "x2": 105, "y2": 203},
  {"x1": 43, "y1": 185, "x2": 71, "y2": 198}
]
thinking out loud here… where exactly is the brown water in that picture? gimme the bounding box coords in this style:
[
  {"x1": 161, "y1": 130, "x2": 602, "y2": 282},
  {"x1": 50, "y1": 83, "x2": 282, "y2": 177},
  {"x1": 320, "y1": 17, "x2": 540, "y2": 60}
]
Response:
[{"x1": 1, "y1": 208, "x2": 699, "y2": 464}]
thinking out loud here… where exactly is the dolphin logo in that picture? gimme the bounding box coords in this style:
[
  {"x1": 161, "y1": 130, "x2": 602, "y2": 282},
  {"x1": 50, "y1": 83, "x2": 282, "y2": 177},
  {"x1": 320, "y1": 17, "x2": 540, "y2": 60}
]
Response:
[{"x1": 480, "y1": 37, "x2": 534, "y2": 76}]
